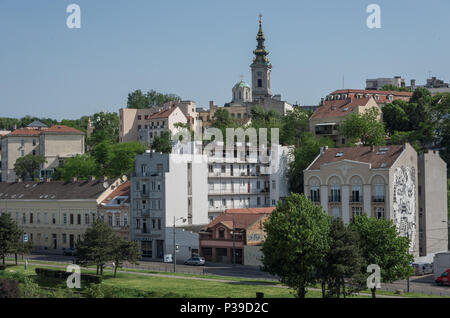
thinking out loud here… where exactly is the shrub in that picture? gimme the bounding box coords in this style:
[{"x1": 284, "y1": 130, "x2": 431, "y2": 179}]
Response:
[
  {"x1": 20, "y1": 276, "x2": 45, "y2": 298},
  {"x1": 35, "y1": 268, "x2": 102, "y2": 284},
  {"x1": 0, "y1": 278, "x2": 21, "y2": 298}
]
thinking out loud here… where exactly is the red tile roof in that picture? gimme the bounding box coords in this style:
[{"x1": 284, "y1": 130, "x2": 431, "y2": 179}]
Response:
[
  {"x1": 224, "y1": 207, "x2": 275, "y2": 214},
  {"x1": 331, "y1": 89, "x2": 413, "y2": 97},
  {"x1": 43, "y1": 125, "x2": 84, "y2": 134},
  {"x1": 101, "y1": 181, "x2": 130, "y2": 205},
  {"x1": 310, "y1": 97, "x2": 373, "y2": 120},
  {"x1": 148, "y1": 106, "x2": 179, "y2": 119},
  {"x1": 307, "y1": 145, "x2": 405, "y2": 170},
  {"x1": 6, "y1": 129, "x2": 42, "y2": 136},
  {"x1": 205, "y1": 207, "x2": 275, "y2": 230}
]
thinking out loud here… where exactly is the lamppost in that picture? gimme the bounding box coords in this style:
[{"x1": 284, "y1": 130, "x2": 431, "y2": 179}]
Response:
[{"x1": 173, "y1": 216, "x2": 187, "y2": 273}]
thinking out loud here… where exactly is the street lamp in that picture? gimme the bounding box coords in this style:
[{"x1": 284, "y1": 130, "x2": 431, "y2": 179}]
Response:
[{"x1": 173, "y1": 216, "x2": 187, "y2": 273}]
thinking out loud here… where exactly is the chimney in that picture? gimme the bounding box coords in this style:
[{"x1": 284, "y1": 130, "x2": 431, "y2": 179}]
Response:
[
  {"x1": 370, "y1": 145, "x2": 375, "y2": 152},
  {"x1": 102, "y1": 176, "x2": 108, "y2": 182},
  {"x1": 88, "y1": 176, "x2": 96, "y2": 182},
  {"x1": 320, "y1": 146, "x2": 329, "y2": 155},
  {"x1": 18, "y1": 178, "x2": 23, "y2": 183},
  {"x1": 71, "y1": 177, "x2": 77, "y2": 182},
  {"x1": 46, "y1": 178, "x2": 52, "y2": 182}
]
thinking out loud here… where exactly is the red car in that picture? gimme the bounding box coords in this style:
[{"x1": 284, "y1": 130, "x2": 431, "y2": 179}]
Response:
[{"x1": 436, "y1": 269, "x2": 450, "y2": 286}]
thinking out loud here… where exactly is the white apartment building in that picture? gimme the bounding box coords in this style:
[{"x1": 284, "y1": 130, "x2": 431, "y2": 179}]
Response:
[
  {"x1": 130, "y1": 150, "x2": 208, "y2": 260},
  {"x1": 206, "y1": 142, "x2": 291, "y2": 220},
  {"x1": 130, "y1": 141, "x2": 291, "y2": 259}
]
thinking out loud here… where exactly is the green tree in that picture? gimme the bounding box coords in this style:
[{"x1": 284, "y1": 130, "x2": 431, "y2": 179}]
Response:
[
  {"x1": 56, "y1": 154, "x2": 99, "y2": 181},
  {"x1": 287, "y1": 132, "x2": 334, "y2": 194},
  {"x1": 261, "y1": 194, "x2": 331, "y2": 298},
  {"x1": 151, "y1": 131, "x2": 172, "y2": 154},
  {"x1": 88, "y1": 112, "x2": 119, "y2": 146},
  {"x1": 317, "y1": 219, "x2": 365, "y2": 298},
  {"x1": 14, "y1": 155, "x2": 46, "y2": 180},
  {"x1": 382, "y1": 100, "x2": 410, "y2": 134},
  {"x1": 249, "y1": 106, "x2": 283, "y2": 145},
  {"x1": 111, "y1": 238, "x2": 140, "y2": 277},
  {"x1": 211, "y1": 108, "x2": 238, "y2": 139},
  {"x1": 280, "y1": 107, "x2": 310, "y2": 146},
  {"x1": 75, "y1": 219, "x2": 116, "y2": 276},
  {"x1": 350, "y1": 214, "x2": 414, "y2": 298},
  {"x1": 381, "y1": 84, "x2": 411, "y2": 92},
  {"x1": 127, "y1": 89, "x2": 181, "y2": 109},
  {"x1": 338, "y1": 107, "x2": 386, "y2": 146},
  {"x1": 106, "y1": 142, "x2": 146, "y2": 177},
  {"x1": 0, "y1": 213, "x2": 21, "y2": 266}
]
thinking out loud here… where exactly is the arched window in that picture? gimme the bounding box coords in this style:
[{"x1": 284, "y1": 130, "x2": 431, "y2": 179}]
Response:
[
  {"x1": 372, "y1": 176, "x2": 385, "y2": 202},
  {"x1": 328, "y1": 177, "x2": 341, "y2": 203},
  {"x1": 350, "y1": 176, "x2": 363, "y2": 202}
]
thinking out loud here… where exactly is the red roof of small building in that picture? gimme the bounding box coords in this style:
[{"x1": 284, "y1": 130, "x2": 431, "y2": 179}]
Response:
[
  {"x1": 6, "y1": 129, "x2": 42, "y2": 136},
  {"x1": 43, "y1": 125, "x2": 84, "y2": 134},
  {"x1": 205, "y1": 207, "x2": 275, "y2": 231},
  {"x1": 101, "y1": 181, "x2": 130, "y2": 205},
  {"x1": 310, "y1": 97, "x2": 373, "y2": 120},
  {"x1": 148, "y1": 106, "x2": 179, "y2": 119},
  {"x1": 307, "y1": 145, "x2": 405, "y2": 170}
]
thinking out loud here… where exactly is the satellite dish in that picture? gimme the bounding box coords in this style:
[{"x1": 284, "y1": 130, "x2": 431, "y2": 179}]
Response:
[
  {"x1": 103, "y1": 181, "x2": 109, "y2": 189},
  {"x1": 121, "y1": 175, "x2": 128, "y2": 182}
]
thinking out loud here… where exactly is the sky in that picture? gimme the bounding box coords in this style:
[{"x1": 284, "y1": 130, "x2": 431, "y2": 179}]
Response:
[{"x1": 0, "y1": 0, "x2": 449, "y2": 120}]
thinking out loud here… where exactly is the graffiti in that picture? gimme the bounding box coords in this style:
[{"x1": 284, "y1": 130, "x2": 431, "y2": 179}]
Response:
[
  {"x1": 248, "y1": 233, "x2": 262, "y2": 242},
  {"x1": 392, "y1": 166, "x2": 416, "y2": 253}
]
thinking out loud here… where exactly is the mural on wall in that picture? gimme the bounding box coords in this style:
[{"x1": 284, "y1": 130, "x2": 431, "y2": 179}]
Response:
[{"x1": 392, "y1": 166, "x2": 417, "y2": 253}]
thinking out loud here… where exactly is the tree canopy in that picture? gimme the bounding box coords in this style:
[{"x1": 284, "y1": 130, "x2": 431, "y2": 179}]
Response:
[
  {"x1": 14, "y1": 155, "x2": 46, "y2": 181},
  {"x1": 127, "y1": 89, "x2": 181, "y2": 109},
  {"x1": 261, "y1": 193, "x2": 331, "y2": 298}
]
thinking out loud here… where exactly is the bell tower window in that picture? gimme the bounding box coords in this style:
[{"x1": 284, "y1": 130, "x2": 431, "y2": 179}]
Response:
[{"x1": 258, "y1": 79, "x2": 262, "y2": 87}]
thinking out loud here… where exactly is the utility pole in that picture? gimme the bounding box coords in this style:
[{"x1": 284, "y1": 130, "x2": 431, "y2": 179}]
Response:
[
  {"x1": 232, "y1": 217, "x2": 236, "y2": 266},
  {"x1": 173, "y1": 215, "x2": 176, "y2": 273}
]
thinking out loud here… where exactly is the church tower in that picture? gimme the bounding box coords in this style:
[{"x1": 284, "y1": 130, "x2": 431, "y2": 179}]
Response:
[{"x1": 251, "y1": 14, "x2": 272, "y2": 101}]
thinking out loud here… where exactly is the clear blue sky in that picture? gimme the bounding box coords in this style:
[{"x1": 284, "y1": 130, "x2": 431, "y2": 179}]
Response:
[{"x1": 1, "y1": 0, "x2": 449, "y2": 120}]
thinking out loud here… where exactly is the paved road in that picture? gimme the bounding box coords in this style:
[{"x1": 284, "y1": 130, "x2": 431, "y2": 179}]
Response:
[{"x1": 12, "y1": 252, "x2": 450, "y2": 297}]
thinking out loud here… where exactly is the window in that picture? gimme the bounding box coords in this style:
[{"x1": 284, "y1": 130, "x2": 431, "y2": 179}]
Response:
[
  {"x1": 136, "y1": 219, "x2": 141, "y2": 229},
  {"x1": 258, "y1": 79, "x2": 262, "y2": 87},
  {"x1": 221, "y1": 165, "x2": 226, "y2": 173},
  {"x1": 44, "y1": 212, "x2": 48, "y2": 224},
  {"x1": 351, "y1": 185, "x2": 362, "y2": 202},
  {"x1": 351, "y1": 207, "x2": 363, "y2": 221},
  {"x1": 208, "y1": 165, "x2": 213, "y2": 173},
  {"x1": 115, "y1": 215, "x2": 120, "y2": 227},
  {"x1": 330, "y1": 185, "x2": 341, "y2": 202},
  {"x1": 331, "y1": 207, "x2": 340, "y2": 219},
  {"x1": 374, "y1": 207, "x2": 385, "y2": 219},
  {"x1": 257, "y1": 197, "x2": 261, "y2": 206},
  {"x1": 21, "y1": 139, "x2": 24, "y2": 146},
  {"x1": 373, "y1": 184, "x2": 385, "y2": 202},
  {"x1": 222, "y1": 199, "x2": 226, "y2": 206},
  {"x1": 23, "y1": 213, "x2": 26, "y2": 224},
  {"x1": 158, "y1": 219, "x2": 161, "y2": 230},
  {"x1": 70, "y1": 214, "x2": 74, "y2": 225},
  {"x1": 62, "y1": 234, "x2": 67, "y2": 244},
  {"x1": 219, "y1": 229, "x2": 225, "y2": 239},
  {"x1": 37, "y1": 212, "x2": 40, "y2": 224},
  {"x1": 77, "y1": 214, "x2": 81, "y2": 225},
  {"x1": 272, "y1": 180, "x2": 276, "y2": 190},
  {"x1": 209, "y1": 199, "x2": 214, "y2": 207},
  {"x1": 310, "y1": 187, "x2": 320, "y2": 202},
  {"x1": 124, "y1": 214, "x2": 128, "y2": 226},
  {"x1": 85, "y1": 214, "x2": 89, "y2": 225},
  {"x1": 30, "y1": 213, "x2": 33, "y2": 224},
  {"x1": 152, "y1": 219, "x2": 156, "y2": 229},
  {"x1": 63, "y1": 214, "x2": 67, "y2": 224}
]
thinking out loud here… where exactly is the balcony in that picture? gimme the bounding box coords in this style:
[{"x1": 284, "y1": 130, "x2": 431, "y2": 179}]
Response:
[
  {"x1": 349, "y1": 196, "x2": 363, "y2": 203},
  {"x1": 328, "y1": 196, "x2": 341, "y2": 203},
  {"x1": 372, "y1": 196, "x2": 385, "y2": 203}
]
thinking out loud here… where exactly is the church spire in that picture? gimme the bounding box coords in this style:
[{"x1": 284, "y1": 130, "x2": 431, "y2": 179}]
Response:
[{"x1": 252, "y1": 14, "x2": 270, "y2": 66}]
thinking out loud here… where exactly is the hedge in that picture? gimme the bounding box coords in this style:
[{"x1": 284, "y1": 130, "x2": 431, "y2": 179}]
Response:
[{"x1": 35, "y1": 268, "x2": 102, "y2": 284}]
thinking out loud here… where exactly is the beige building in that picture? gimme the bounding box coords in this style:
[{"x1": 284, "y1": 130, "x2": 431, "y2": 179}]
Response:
[
  {"x1": 304, "y1": 144, "x2": 448, "y2": 259},
  {"x1": 304, "y1": 144, "x2": 420, "y2": 257},
  {"x1": 1, "y1": 123, "x2": 85, "y2": 182},
  {"x1": 119, "y1": 100, "x2": 198, "y2": 143},
  {"x1": 309, "y1": 96, "x2": 380, "y2": 147},
  {"x1": 0, "y1": 178, "x2": 124, "y2": 252},
  {"x1": 98, "y1": 180, "x2": 130, "y2": 240}
]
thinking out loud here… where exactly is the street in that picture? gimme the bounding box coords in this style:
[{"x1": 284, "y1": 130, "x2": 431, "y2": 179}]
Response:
[{"x1": 14, "y1": 252, "x2": 450, "y2": 297}]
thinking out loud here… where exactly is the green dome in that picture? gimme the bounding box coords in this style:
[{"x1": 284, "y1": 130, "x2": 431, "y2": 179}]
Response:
[{"x1": 233, "y1": 80, "x2": 251, "y2": 89}]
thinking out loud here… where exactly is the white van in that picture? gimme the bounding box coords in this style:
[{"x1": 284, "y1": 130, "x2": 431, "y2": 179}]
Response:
[{"x1": 413, "y1": 262, "x2": 433, "y2": 276}]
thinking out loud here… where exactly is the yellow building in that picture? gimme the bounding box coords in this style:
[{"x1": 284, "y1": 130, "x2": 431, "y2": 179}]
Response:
[{"x1": 0, "y1": 178, "x2": 123, "y2": 252}]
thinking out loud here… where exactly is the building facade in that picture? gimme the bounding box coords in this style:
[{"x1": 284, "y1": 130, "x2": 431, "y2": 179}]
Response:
[
  {"x1": 303, "y1": 143, "x2": 448, "y2": 259},
  {"x1": 1, "y1": 124, "x2": 85, "y2": 182},
  {"x1": 0, "y1": 178, "x2": 122, "y2": 252},
  {"x1": 130, "y1": 150, "x2": 208, "y2": 259},
  {"x1": 199, "y1": 207, "x2": 274, "y2": 264},
  {"x1": 97, "y1": 180, "x2": 131, "y2": 240},
  {"x1": 366, "y1": 76, "x2": 406, "y2": 90}
]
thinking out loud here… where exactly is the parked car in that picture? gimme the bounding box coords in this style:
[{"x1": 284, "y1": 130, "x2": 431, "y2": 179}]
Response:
[
  {"x1": 435, "y1": 269, "x2": 450, "y2": 286},
  {"x1": 63, "y1": 248, "x2": 76, "y2": 256},
  {"x1": 412, "y1": 262, "x2": 433, "y2": 276},
  {"x1": 184, "y1": 257, "x2": 205, "y2": 266}
]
